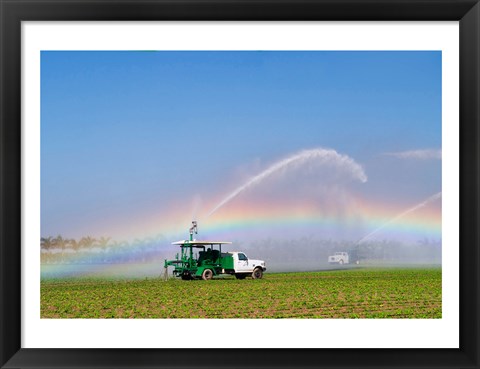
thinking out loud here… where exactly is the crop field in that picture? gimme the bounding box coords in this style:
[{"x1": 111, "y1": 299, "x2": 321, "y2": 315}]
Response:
[{"x1": 41, "y1": 268, "x2": 441, "y2": 319}]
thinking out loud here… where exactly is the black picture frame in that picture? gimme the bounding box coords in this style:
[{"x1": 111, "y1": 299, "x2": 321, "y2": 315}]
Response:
[{"x1": 1, "y1": 1, "x2": 479, "y2": 368}]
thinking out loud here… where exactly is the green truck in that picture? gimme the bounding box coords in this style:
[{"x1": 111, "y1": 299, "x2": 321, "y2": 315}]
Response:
[{"x1": 164, "y1": 221, "x2": 266, "y2": 280}]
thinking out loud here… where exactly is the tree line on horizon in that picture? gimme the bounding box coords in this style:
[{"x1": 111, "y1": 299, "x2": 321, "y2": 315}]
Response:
[
  {"x1": 40, "y1": 234, "x2": 168, "y2": 264},
  {"x1": 41, "y1": 233, "x2": 442, "y2": 265}
]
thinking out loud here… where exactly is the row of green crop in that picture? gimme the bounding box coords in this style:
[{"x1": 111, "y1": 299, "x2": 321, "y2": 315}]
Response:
[{"x1": 41, "y1": 268, "x2": 442, "y2": 319}]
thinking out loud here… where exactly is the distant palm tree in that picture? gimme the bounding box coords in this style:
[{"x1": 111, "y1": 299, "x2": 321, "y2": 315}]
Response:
[
  {"x1": 41, "y1": 236, "x2": 53, "y2": 250},
  {"x1": 68, "y1": 238, "x2": 80, "y2": 252},
  {"x1": 79, "y1": 236, "x2": 96, "y2": 249},
  {"x1": 97, "y1": 236, "x2": 111, "y2": 250},
  {"x1": 53, "y1": 235, "x2": 66, "y2": 251}
]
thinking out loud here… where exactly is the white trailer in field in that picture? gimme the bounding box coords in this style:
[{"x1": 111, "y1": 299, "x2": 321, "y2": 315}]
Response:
[{"x1": 328, "y1": 252, "x2": 349, "y2": 265}]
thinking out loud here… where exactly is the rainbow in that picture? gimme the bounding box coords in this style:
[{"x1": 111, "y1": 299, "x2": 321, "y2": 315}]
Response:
[
  {"x1": 199, "y1": 195, "x2": 441, "y2": 242},
  {"x1": 84, "y1": 191, "x2": 441, "y2": 241},
  {"x1": 50, "y1": 192, "x2": 442, "y2": 245},
  {"x1": 41, "y1": 191, "x2": 442, "y2": 278}
]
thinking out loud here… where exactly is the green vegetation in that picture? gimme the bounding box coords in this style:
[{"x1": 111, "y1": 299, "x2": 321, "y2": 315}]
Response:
[{"x1": 41, "y1": 268, "x2": 441, "y2": 319}]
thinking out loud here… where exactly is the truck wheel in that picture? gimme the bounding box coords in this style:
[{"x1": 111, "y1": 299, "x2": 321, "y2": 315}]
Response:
[
  {"x1": 339, "y1": 259, "x2": 344, "y2": 265},
  {"x1": 235, "y1": 273, "x2": 246, "y2": 280},
  {"x1": 202, "y1": 269, "x2": 213, "y2": 280},
  {"x1": 252, "y1": 268, "x2": 263, "y2": 279}
]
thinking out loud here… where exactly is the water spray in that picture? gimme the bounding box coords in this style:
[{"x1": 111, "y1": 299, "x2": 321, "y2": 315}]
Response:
[
  {"x1": 190, "y1": 195, "x2": 203, "y2": 222},
  {"x1": 206, "y1": 148, "x2": 367, "y2": 218},
  {"x1": 356, "y1": 191, "x2": 442, "y2": 245}
]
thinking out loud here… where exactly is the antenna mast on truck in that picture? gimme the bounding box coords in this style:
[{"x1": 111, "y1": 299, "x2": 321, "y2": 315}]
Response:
[{"x1": 189, "y1": 221, "x2": 198, "y2": 241}]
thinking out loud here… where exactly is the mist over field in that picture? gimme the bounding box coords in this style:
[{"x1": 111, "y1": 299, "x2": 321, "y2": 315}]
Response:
[{"x1": 41, "y1": 234, "x2": 441, "y2": 279}]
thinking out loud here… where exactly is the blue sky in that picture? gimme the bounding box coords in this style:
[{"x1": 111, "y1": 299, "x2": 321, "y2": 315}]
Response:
[{"x1": 41, "y1": 51, "x2": 441, "y2": 241}]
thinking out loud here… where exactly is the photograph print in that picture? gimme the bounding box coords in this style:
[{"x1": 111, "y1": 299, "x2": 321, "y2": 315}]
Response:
[{"x1": 40, "y1": 50, "x2": 442, "y2": 319}]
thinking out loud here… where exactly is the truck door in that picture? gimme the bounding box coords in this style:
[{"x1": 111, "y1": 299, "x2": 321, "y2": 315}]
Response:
[{"x1": 235, "y1": 253, "x2": 250, "y2": 272}]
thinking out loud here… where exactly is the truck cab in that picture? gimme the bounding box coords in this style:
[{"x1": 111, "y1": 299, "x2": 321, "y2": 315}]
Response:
[{"x1": 223, "y1": 251, "x2": 266, "y2": 279}]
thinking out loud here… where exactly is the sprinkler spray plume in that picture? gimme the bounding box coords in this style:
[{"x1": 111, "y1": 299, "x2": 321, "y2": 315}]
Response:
[
  {"x1": 357, "y1": 191, "x2": 442, "y2": 245},
  {"x1": 206, "y1": 148, "x2": 367, "y2": 217}
]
